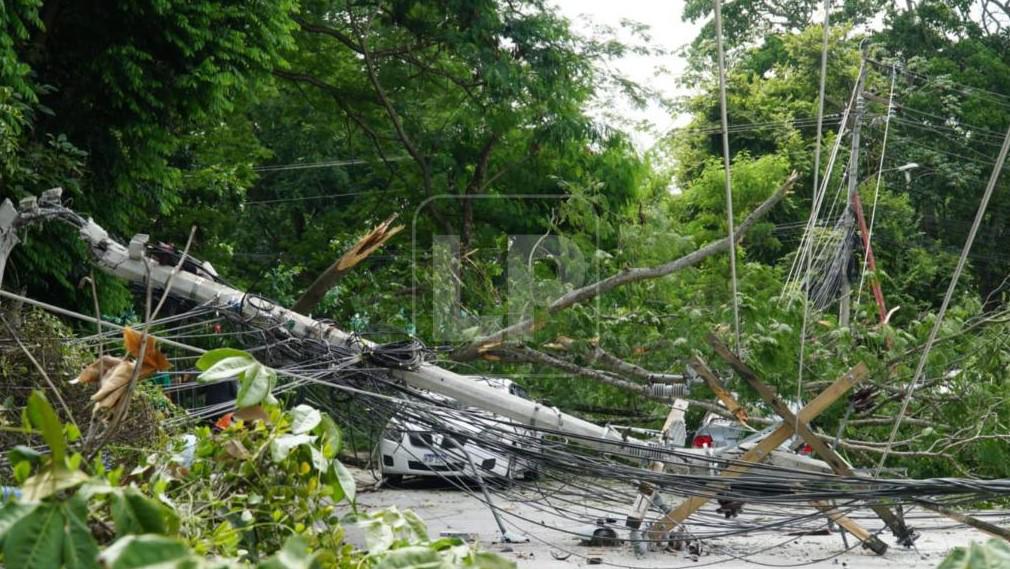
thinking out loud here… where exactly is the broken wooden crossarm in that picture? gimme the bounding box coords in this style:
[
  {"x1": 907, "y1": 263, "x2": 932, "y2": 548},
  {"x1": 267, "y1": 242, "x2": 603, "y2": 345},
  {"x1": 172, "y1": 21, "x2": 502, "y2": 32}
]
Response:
[
  {"x1": 645, "y1": 361, "x2": 890, "y2": 555},
  {"x1": 687, "y1": 355, "x2": 748, "y2": 424},
  {"x1": 706, "y1": 334, "x2": 919, "y2": 547}
]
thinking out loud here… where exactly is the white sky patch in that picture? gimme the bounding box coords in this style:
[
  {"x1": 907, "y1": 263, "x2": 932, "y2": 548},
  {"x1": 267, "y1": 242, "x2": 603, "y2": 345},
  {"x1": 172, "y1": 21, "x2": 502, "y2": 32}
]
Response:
[{"x1": 552, "y1": 0, "x2": 702, "y2": 151}]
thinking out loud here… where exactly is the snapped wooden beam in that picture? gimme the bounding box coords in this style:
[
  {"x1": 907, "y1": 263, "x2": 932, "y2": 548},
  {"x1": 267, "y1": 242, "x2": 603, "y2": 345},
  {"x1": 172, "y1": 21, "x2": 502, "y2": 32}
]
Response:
[
  {"x1": 707, "y1": 334, "x2": 916, "y2": 547},
  {"x1": 646, "y1": 361, "x2": 887, "y2": 554}
]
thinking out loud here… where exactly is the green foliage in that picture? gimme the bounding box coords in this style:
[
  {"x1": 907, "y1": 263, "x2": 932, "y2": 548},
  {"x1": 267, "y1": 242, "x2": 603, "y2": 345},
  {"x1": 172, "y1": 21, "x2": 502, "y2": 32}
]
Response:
[
  {"x1": 197, "y1": 348, "x2": 278, "y2": 408},
  {"x1": 1, "y1": 0, "x2": 295, "y2": 311},
  {"x1": 1, "y1": 383, "x2": 511, "y2": 568},
  {"x1": 359, "y1": 507, "x2": 513, "y2": 569},
  {"x1": 937, "y1": 539, "x2": 1010, "y2": 569}
]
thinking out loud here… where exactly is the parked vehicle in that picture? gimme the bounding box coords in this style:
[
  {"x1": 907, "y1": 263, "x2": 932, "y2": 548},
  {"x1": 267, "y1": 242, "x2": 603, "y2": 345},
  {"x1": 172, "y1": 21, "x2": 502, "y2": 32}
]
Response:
[{"x1": 377, "y1": 376, "x2": 540, "y2": 484}]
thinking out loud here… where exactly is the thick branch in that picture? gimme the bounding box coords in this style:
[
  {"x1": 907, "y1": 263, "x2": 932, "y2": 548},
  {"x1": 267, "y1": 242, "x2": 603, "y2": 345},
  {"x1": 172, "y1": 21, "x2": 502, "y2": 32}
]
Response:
[
  {"x1": 452, "y1": 171, "x2": 799, "y2": 360},
  {"x1": 460, "y1": 135, "x2": 498, "y2": 250},
  {"x1": 590, "y1": 344, "x2": 686, "y2": 385},
  {"x1": 292, "y1": 14, "x2": 424, "y2": 57},
  {"x1": 357, "y1": 26, "x2": 432, "y2": 197},
  {"x1": 292, "y1": 215, "x2": 404, "y2": 314}
]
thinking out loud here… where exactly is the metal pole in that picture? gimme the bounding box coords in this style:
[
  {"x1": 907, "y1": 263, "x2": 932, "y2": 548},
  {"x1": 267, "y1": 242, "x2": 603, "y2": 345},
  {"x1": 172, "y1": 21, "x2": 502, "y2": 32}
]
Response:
[
  {"x1": 839, "y1": 64, "x2": 866, "y2": 328},
  {"x1": 714, "y1": 0, "x2": 741, "y2": 353}
]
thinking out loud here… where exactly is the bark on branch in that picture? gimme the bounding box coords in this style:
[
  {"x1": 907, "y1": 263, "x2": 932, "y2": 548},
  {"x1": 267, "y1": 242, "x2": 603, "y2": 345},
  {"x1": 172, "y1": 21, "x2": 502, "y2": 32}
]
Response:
[
  {"x1": 292, "y1": 215, "x2": 404, "y2": 314},
  {"x1": 590, "y1": 343, "x2": 686, "y2": 385},
  {"x1": 451, "y1": 171, "x2": 799, "y2": 361}
]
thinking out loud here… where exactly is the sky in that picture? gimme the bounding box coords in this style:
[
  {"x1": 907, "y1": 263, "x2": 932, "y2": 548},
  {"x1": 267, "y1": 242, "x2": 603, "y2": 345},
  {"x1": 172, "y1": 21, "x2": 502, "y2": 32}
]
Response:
[{"x1": 551, "y1": 0, "x2": 703, "y2": 151}]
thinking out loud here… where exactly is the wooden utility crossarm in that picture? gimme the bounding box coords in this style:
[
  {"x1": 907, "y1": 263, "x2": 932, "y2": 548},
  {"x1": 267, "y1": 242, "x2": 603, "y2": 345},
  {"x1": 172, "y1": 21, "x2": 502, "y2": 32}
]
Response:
[
  {"x1": 647, "y1": 359, "x2": 887, "y2": 554},
  {"x1": 707, "y1": 334, "x2": 916, "y2": 546}
]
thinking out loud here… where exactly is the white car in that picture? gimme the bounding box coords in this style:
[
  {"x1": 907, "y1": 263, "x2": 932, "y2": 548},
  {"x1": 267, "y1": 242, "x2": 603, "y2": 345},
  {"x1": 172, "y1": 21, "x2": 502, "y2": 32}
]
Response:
[{"x1": 377, "y1": 377, "x2": 540, "y2": 484}]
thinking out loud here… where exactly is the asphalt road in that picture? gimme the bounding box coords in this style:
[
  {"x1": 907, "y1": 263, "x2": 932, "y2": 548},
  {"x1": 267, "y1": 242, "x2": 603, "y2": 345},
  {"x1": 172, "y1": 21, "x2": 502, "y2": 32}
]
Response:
[{"x1": 351, "y1": 474, "x2": 1006, "y2": 569}]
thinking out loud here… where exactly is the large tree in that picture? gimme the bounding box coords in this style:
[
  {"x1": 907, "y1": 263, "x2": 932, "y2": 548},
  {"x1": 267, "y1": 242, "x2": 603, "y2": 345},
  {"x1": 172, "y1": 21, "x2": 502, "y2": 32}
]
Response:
[{"x1": 0, "y1": 0, "x2": 295, "y2": 310}]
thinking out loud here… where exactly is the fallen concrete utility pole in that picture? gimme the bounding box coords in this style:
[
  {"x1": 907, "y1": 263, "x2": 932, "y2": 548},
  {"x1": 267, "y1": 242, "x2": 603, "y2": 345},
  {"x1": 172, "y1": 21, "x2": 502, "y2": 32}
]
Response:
[
  {"x1": 0, "y1": 191, "x2": 639, "y2": 453},
  {"x1": 0, "y1": 192, "x2": 848, "y2": 483}
]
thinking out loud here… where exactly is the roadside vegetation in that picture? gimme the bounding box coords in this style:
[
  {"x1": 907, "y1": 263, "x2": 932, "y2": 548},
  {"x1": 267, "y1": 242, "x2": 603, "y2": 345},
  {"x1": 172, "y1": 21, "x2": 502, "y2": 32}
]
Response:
[{"x1": 3, "y1": 0, "x2": 1010, "y2": 567}]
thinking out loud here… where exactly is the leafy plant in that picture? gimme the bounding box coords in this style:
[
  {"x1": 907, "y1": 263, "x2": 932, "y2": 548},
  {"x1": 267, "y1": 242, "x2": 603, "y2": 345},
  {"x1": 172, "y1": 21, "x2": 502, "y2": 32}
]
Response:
[
  {"x1": 1, "y1": 391, "x2": 176, "y2": 569},
  {"x1": 196, "y1": 348, "x2": 279, "y2": 408},
  {"x1": 937, "y1": 539, "x2": 1010, "y2": 569}
]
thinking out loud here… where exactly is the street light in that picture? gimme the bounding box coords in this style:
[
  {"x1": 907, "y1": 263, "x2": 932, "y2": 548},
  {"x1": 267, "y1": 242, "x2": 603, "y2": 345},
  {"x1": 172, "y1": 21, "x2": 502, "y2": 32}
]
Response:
[
  {"x1": 884, "y1": 162, "x2": 919, "y2": 185},
  {"x1": 894, "y1": 162, "x2": 919, "y2": 184},
  {"x1": 863, "y1": 162, "x2": 919, "y2": 188}
]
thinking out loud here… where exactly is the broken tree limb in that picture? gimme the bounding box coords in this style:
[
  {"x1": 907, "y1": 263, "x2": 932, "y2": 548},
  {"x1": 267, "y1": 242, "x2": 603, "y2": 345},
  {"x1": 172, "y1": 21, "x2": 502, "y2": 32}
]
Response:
[
  {"x1": 496, "y1": 345, "x2": 657, "y2": 395},
  {"x1": 292, "y1": 214, "x2": 403, "y2": 314},
  {"x1": 590, "y1": 343, "x2": 687, "y2": 385},
  {"x1": 542, "y1": 336, "x2": 688, "y2": 385},
  {"x1": 451, "y1": 171, "x2": 799, "y2": 361}
]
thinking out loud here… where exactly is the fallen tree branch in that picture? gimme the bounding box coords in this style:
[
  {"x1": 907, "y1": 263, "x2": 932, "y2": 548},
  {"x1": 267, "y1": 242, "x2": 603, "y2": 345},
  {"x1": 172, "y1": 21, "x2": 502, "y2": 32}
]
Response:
[
  {"x1": 451, "y1": 171, "x2": 799, "y2": 361},
  {"x1": 589, "y1": 343, "x2": 686, "y2": 385},
  {"x1": 293, "y1": 215, "x2": 403, "y2": 314},
  {"x1": 542, "y1": 336, "x2": 687, "y2": 385}
]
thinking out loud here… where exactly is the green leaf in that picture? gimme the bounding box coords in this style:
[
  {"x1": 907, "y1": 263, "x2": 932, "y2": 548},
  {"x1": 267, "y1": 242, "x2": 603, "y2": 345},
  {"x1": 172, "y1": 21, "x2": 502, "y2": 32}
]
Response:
[
  {"x1": 938, "y1": 539, "x2": 1010, "y2": 569},
  {"x1": 27, "y1": 391, "x2": 66, "y2": 463},
  {"x1": 257, "y1": 535, "x2": 320, "y2": 569},
  {"x1": 464, "y1": 552, "x2": 516, "y2": 569},
  {"x1": 13, "y1": 460, "x2": 32, "y2": 483},
  {"x1": 401, "y1": 510, "x2": 428, "y2": 542},
  {"x1": 65, "y1": 422, "x2": 82, "y2": 442},
  {"x1": 111, "y1": 487, "x2": 172, "y2": 536},
  {"x1": 3, "y1": 503, "x2": 64, "y2": 569},
  {"x1": 98, "y1": 534, "x2": 198, "y2": 569},
  {"x1": 0, "y1": 502, "x2": 37, "y2": 544},
  {"x1": 8, "y1": 445, "x2": 43, "y2": 467},
  {"x1": 63, "y1": 496, "x2": 100, "y2": 569},
  {"x1": 197, "y1": 355, "x2": 254, "y2": 383},
  {"x1": 196, "y1": 348, "x2": 254, "y2": 371},
  {"x1": 236, "y1": 361, "x2": 274, "y2": 407},
  {"x1": 290, "y1": 404, "x2": 321, "y2": 435},
  {"x1": 21, "y1": 466, "x2": 90, "y2": 501},
  {"x1": 317, "y1": 415, "x2": 343, "y2": 459},
  {"x1": 333, "y1": 460, "x2": 356, "y2": 505},
  {"x1": 310, "y1": 447, "x2": 328, "y2": 472},
  {"x1": 373, "y1": 546, "x2": 444, "y2": 569},
  {"x1": 270, "y1": 434, "x2": 316, "y2": 463}
]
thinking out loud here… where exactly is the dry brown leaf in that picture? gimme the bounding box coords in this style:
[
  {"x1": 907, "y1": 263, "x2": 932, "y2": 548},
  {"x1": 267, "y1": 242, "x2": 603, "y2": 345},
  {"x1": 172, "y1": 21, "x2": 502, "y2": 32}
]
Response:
[
  {"x1": 91, "y1": 360, "x2": 135, "y2": 409},
  {"x1": 123, "y1": 327, "x2": 171, "y2": 376},
  {"x1": 223, "y1": 439, "x2": 250, "y2": 460},
  {"x1": 235, "y1": 405, "x2": 270, "y2": 424},
  {"x1": 71, "y1": 355, "x2": 124, "y2": 385}
]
